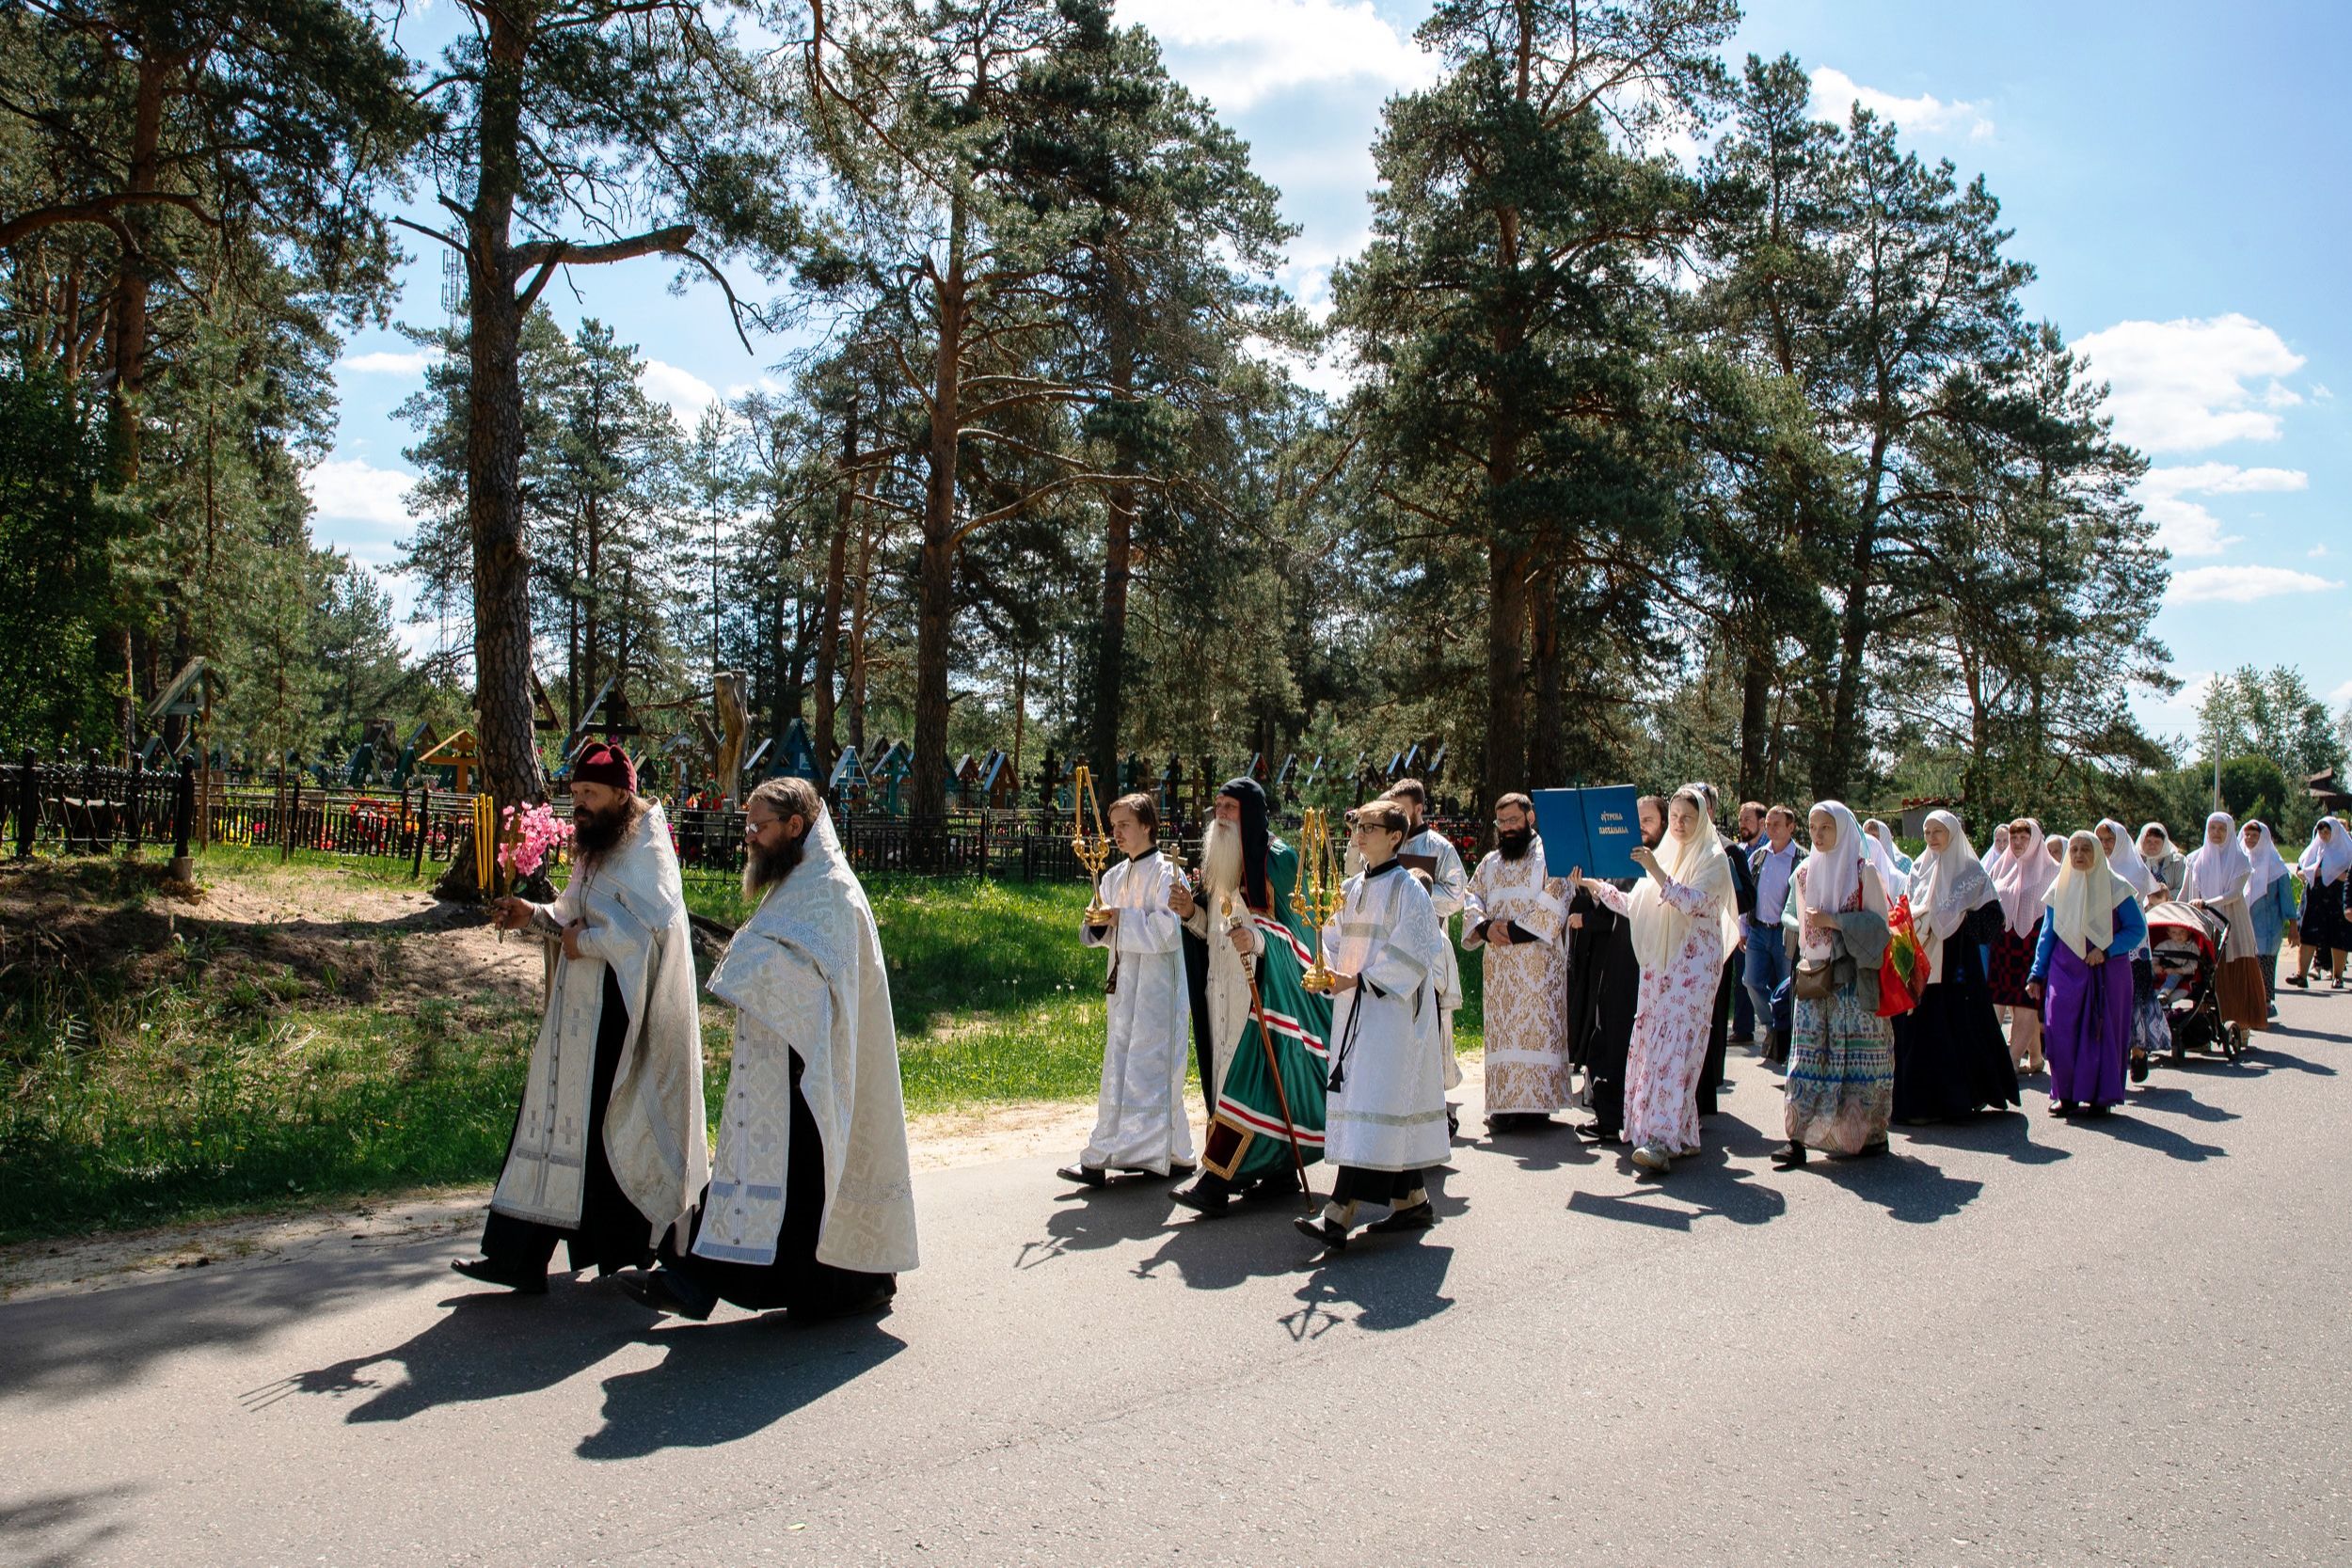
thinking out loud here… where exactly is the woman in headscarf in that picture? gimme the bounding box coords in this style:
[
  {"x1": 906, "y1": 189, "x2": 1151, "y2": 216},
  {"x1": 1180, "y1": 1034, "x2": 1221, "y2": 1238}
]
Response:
[
  {"x1": 1865, "y1": 818, "x2": 1914, "y2": 883},
  {"x1": 2026, "y1": 832, "x2": 2149, "y2": 1117},
  {"x1": 2184, "y1": 811, "x2": 2269, "y2": 1035},
  {"x1": 2095, "y1": 818, "x2": 2166, "y2": 1082},
  {"x1": 1989, "y1": 818, "x2": 2057, "y2": 1076},
  {"x1": 2137, "y1": 823, "x2": 2185, "y2": 899},
  {"x1": 1980, "y1": 824, "x2": 2012, "y2": 977},
  {"x1": 1891, "y1": 812, "x2": 2019, "y2": 1122},
  {"x1": 2237, "y1": 820, "x2": 2296, "y2": 1017},
  {"x1": 2287, "y1": 816, "x2": 2350, "y2": 990},
  {"x1": 1772, "y1": 801, "x2": 1896, "y2": 1168},
  {"x1": 1573, "y1": 785, "x2": 1734, "y2": 1177}
]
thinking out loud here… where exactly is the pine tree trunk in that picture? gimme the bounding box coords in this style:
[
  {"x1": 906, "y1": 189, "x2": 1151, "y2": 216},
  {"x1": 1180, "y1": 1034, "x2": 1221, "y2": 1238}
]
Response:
[
  {"x1": 1738, "y1": 641, "x2": 1772, "y2": 802},
  {"x1": 910, "y1": 197, "x2": 966, "y2": 823},
  {"x1": 1089, "y1": 284, "x2": 1137, "y2": 788},
  {"x1": 438, "y1": 9, "x2": 546, "y2": 898},
  {"x1": 813, "y1": 399, "x2": 856, "y2": 762},
  {"x1": 1527, "y1": 561, "x2": 1563, "y2": 790}
]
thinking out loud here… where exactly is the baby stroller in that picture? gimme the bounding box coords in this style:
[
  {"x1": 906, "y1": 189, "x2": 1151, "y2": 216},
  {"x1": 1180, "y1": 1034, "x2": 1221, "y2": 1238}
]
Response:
[{"x1": 2145, "y1": 899, "x2": 2245, "y2": 1062}]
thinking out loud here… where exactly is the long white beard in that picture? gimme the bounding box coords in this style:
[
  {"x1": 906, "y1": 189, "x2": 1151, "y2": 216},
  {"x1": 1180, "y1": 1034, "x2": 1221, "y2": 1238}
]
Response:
[{"x1": 1200, "y1": 818, "x2": 1243, "y2": 908}]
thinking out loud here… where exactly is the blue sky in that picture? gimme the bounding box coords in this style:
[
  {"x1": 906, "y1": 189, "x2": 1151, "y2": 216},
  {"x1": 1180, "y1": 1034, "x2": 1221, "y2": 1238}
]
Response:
[{"x1": 310, "y1": 0, "x2": 2351, "y2": 741}]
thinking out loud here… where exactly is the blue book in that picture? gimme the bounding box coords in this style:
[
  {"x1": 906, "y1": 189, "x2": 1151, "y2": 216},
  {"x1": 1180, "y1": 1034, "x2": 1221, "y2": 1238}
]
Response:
[{"x1": 1530, "y1": 785, "x2": 1642, "y2": 881}]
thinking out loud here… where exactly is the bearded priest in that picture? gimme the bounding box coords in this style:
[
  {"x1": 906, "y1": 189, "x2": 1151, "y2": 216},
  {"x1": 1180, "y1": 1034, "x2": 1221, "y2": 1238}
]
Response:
[
  {"x1": 1168, "y1": 777, "x2": 1331, "y2": 1218},
  {"x1": 1462, "y1": 792, "x2": 1571, "y2": 1132},
  {"x1": 621, "y1": 777, "x2": 918, "y2": 1322},
  {"x1": 452, "y1": 743, "x2": 707, "y2": 1295}
]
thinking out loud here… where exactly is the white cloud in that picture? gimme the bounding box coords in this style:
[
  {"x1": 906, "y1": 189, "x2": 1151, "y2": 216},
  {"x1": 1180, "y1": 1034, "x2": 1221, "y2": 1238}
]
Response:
[
  {"x1": 2074, "y1": 313, "x2": 2307, "y2": 452},
  {"x1": 301, "y1": 457, "x2": 416, "y2": 530},
  {"x1": 2312, "y1": 543, "x2": 2331, "y2": 559},
  {"x1": 2137, "y1": 462, "x2": 2307, "y2": 557},
  {"x1": 639, "y1": 358, "x2": 720, "y2": 421},
  {"x1": 1809, "y1": 67, "x2": 1993, "y2": 140},
  {"x1": 2331, "y1": 678, "x2": 2352, "y2": 705},
  {"x1": 338, "y1": 349, "x2": 440, "y2": 376},
  {"x1": 1120, "y1": 0, "x2": 1438, "y2": 112},
  {"x1": 2168, "y1": 565, "x2": 2341, "y2": 605}
]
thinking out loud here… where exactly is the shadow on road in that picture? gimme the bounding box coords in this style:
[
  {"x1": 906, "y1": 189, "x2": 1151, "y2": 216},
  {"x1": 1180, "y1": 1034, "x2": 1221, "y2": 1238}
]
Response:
[
  {"x1": 1808, "y1": 1150, "x2": 1986, "y2": 1225},
  {"x1": 1565, "y1": 1148, "x2": 1788, "y2": 1231},
  {"x1": 1280, "y1": 1242, "x2": 1454, "y2": 1340},
  {"x1": 240, "y1": 1279, "x2": 645, "y2": 1422},
  {"x1": 578, "y1": 1316, "x2": 905, "y2": 1460},
  {"x1": 2245, "y1": 1047, "x2": 2337, "y2": 1077},
  {"x1": 2126, "y1": 1084, "x2": 2240, "y2": 1124},
  {"x1": 1469, "y1": 1121, "x2": 1602, "y2": 1174},
  {"x1": 1900, "y1": 1108, "x2": 2071, "y2": 1165},
  {"x1": 0, "y1": 1246, "x2": 456, "y2": 1404},
  {"x1": 1014, "y1": 1183, "x2": 1182, "y2": 1271},
  {"x1": 0, "y1": 1487, "x2": 135, "y2": 1568},
  {"x1": 2066, "y1": 1110, "x2": 2228, "y2": 1163}
]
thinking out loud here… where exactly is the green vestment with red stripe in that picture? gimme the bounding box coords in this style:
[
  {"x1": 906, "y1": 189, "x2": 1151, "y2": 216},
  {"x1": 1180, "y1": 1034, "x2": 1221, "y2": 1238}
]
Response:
[{"x1": 1204, "y1": 839, "x2": 1332, "y2": 1181}]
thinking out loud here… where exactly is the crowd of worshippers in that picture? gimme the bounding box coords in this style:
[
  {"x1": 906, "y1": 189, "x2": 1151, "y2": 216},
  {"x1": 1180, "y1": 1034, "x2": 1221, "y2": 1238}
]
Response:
[
  {"x1": 1052, "y1": 776, "x2": 2347, "y2": 1244},
  {"x1": 444, "y1": 740, "x2": 2352, "y2": 1311}
]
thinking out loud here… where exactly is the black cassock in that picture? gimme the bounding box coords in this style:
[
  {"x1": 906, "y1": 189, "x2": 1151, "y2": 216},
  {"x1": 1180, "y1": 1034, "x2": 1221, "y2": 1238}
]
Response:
[{"x1": 1565, "y1": 880, "x2": 1640, "y2": 1138}]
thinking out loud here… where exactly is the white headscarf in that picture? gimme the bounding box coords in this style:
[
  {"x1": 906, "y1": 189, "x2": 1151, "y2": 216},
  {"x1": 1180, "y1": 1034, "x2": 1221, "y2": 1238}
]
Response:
[
  {"x1": 2298, "y1": 816, "x2": 2352, "y2": 885},
  {"x1": 1993, "y1": 818, "x2": 2057, "y2": 937},
  {"x1": 1908, "y1": 810, "x2": 1995, "y2": 978},
  {"x1": 1984, "y1": 823, "x2": 2012, "y2": 879},
  {"x1": 2241, "y1": 820, "x2": 2289, "y2": 903},
  {"x1": 1861, "y1": 818, "x2": 1907, "y2": 888},
  {"x1": 1629, "y1": 786, "x2": 1735, "y2": 971},
  {"x1": 2096, "y1": 817, "x2": 2154, "y2": 898},
  {"x1": 2044, "y1": 830, "x2": 2136, "y2": 961},
  {"x1": 1801, "y1": 800, "x2": 1873, "y2": 917},
  {"x1": 2185, "y1": 811, "x2": 2251, "y2": 903}
]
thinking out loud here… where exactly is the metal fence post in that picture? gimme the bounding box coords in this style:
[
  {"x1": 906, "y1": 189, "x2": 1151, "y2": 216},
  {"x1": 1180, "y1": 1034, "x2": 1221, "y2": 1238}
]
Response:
[
  {"x1": 13, "y1": 749, "x2": 33, "y2": 858},
  {"x1": 126, "y1": 751, "x2": 144, "y2": 854},
  {"x1": 282, "y1": 773, "x2": 299, "y2": 863}
]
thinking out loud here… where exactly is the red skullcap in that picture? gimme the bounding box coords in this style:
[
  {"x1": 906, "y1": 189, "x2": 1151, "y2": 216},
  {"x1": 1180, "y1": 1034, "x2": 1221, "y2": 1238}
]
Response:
[{"x1": 573, "y1": 742, "x2": 638, "y2": 792}]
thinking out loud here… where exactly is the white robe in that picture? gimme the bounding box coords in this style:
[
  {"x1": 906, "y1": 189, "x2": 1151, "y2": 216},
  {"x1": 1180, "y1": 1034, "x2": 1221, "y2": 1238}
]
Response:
[
  {"x1": 692, "y1": 808, "x2": 919, "y2": 1275},
  {"x1": 492, "y1": 803, "x2": 707, "y2": 1246},
  {"x1": 1078, "y1": 851, "x2": 1196, "y2": 1173},
  {"x1": 1322, "y1": 864, "x2": 1453, "y2": 1172},
  {"x1": 1181, "y1": 884, "x2": 1262, "y2": 1102},
  {"x1": 1402, "y1": 824, "x2": 1468, "y2": 1091}
]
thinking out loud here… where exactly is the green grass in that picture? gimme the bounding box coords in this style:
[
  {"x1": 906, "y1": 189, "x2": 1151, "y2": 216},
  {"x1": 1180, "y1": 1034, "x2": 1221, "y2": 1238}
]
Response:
[{"x1": 0, "y1": 852, "x2": 1486, "y2": 1245}]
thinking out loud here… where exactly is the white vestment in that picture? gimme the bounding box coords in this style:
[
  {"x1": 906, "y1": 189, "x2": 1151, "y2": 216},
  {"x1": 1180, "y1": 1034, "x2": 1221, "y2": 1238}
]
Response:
[
  {"x1": 1181, "y1": 881, "x2": 1263, "y2": 1102},
  {"x1": 1462, "y1": 840, "x2": 1572, "y2": 1113},
  {"x1": 1402, "y1": 824, "x2": 1468, "y2": 1090},
  {"x1": 492, "y1": 803, "x2": 707, "y2": 1245},
  {"x1": 1078, "y1": 851, "x2": 1196, "y2": 1173},
  {"x1": 1322, "y1": 863, "x2": 1453, "y2": 1172},
  {"x1": 691, "y1": 807, "x2": 919, "y2": 1275}
]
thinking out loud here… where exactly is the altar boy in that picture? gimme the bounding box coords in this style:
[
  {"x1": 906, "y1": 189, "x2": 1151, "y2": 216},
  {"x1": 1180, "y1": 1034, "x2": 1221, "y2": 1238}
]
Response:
[
  {"x1": 1058, "y1": 793, "x2": 1197, "y2": 1187},
  {"x1": 1298, "y1": 800, "x2": 1452, "y2": 1249}
]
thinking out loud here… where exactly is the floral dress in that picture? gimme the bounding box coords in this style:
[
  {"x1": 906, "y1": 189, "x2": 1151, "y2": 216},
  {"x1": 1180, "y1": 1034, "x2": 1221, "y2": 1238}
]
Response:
[
  {"x1": 1784, "y1": 863, "x2": 1896, "y2": 1155},
  {"x1": 1586, "y1": 876, "x2": 1726, "y2": 1156}
]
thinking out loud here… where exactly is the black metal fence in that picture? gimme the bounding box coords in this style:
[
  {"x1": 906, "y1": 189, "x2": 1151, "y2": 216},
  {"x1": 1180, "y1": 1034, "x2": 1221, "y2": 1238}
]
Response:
[{"x1": 1, "y1": 752, "x2": 1483, "y2": 886}]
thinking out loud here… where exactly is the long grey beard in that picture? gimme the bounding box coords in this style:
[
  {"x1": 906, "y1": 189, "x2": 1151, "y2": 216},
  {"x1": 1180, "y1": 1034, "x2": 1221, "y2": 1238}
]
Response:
[{"x1": 1200, "y1": 818, "x2": 1243, "y2": 909}]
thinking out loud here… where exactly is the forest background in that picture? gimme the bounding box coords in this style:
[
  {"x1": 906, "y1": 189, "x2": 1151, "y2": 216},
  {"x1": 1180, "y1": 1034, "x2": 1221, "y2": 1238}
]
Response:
[{"x1": 3, "y1": 0, "x2": 2344, "y2": 846}]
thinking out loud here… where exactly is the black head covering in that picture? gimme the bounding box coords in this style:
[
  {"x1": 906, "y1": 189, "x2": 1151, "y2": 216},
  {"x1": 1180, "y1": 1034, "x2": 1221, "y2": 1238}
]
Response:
[{"x1": 1218, "y1": 776, "x2": 1272, "y2": 911}]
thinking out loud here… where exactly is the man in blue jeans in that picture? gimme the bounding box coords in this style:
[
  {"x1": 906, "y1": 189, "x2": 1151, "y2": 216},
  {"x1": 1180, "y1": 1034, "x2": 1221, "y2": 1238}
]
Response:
[{"x1": 1744, "y1": 804, "x2": 1804, "y2": 1064}]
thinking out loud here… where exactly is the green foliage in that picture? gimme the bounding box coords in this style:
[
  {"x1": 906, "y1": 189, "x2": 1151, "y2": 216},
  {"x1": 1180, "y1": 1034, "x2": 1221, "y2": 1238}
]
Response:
[{"x1": 0, "y1": 372, "x2": 121, "y2": 750}]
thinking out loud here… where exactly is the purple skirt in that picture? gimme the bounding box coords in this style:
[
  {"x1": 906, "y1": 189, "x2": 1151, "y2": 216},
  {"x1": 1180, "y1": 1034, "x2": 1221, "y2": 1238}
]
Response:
[{"x1": 2042, "y1": 939, "x2": 2129, "y2": 1108}]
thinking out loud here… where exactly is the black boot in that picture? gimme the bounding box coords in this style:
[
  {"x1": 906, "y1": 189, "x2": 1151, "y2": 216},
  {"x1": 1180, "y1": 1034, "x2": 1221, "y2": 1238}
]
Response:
[{"x1": 450, "y1": 1257, "x2": 548, "y2": 1295}]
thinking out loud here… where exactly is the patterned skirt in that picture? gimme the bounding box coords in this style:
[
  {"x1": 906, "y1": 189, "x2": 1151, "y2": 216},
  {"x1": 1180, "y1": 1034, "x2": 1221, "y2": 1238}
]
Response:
[
  {"x1": 1786, "y1": 986, "x2": 1896, "y2": 1155},
  {"x1": 1989, "y1": 919, "x2": 2040, "y2": 1007}
]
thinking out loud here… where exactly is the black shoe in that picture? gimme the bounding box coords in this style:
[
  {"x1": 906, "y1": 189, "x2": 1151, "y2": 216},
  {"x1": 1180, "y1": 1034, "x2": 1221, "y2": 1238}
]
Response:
[
  {"x1": 792, "y1": 1278, "x2": 897, "y2": 1323},
  {"x1": 1057, "y1": 1164, "x2": 1108, "y2": 1188},
  {"x1": 1241, "y1": 1173, "x2": 1299, "y2": 1204},
  {"x1": 1170, "y1": 1183, "x2": 1230, "y2": 1219},
  {"x1": 1369, "y1": 1200, "x2": 1437, "y2": 1234},
  {"x1": 1446, "y1": 1105, "x2": 1461, "y2": 1138},
  {"x1": 450, "y1": 1257, "x2": 548, "y2": 1295},
  {"x1": 1855, "y1": 1138, "x2": 1889, "y2": 1158},
  {"x1": 614, "y1": 1266, "x2": 715, "y2": 1322},
  {"x1": 1771, "y1": 1143, "x2": 1807, "y2": 1170},
  {"x1": 2284, "y1": 973, "x2": 2308, "y2": 990},
  {"x1": 1294, "y1": 1214, "x2": 1348, "y2": 1251},
  {"x1": 2129, "y1": 1050, "x2": 2149, "y2": 1084},
  {"x1": 1165, "y1": 1163, "x2": 1198, "y2": 1181},
  {"x1": 1727, "y1": 1034, "x2": 1756, "y2": 1047}
]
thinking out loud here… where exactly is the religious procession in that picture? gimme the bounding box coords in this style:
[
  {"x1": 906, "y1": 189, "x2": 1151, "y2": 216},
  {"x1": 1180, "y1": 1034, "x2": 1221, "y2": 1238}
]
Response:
[{"x1": 442, "y1": 738, "x2": 2352, "y2": 1311}]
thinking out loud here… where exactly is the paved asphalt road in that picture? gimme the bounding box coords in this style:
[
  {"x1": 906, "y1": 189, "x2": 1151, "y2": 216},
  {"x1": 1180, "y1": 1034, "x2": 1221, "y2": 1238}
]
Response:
[{"x1": 6, "y1": 985, "x2": 2350, "y2": 1567}]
